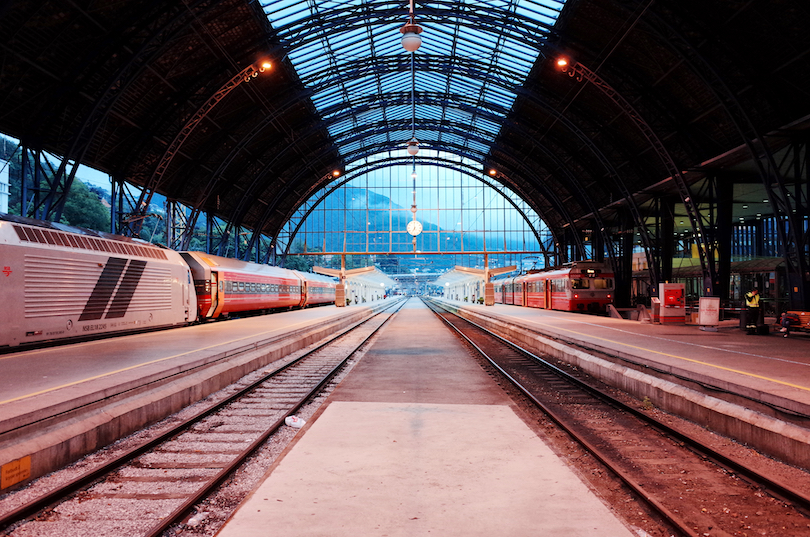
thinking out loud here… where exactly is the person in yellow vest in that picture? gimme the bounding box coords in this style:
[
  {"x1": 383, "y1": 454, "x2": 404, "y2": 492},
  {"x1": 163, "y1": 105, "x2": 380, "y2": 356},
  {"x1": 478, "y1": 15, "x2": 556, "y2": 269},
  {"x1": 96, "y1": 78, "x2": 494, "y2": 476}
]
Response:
[{"x1": 745, "y1": 288, "x2": 760, "y2": 330}]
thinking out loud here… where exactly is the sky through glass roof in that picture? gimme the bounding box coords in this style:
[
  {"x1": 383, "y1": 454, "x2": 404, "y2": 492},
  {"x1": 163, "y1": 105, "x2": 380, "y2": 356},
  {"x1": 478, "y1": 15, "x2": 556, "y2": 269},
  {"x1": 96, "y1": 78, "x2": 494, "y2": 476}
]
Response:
[{"x1": 262, "y1": 0, "x2": 567, "y2": 163}]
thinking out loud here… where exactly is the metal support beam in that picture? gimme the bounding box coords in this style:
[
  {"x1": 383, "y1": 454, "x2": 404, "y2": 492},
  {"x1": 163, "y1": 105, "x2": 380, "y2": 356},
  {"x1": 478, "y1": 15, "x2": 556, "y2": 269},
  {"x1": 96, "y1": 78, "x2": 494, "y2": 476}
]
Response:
[
  {"x1": 659, "y1": 197, "x2": 675, "y2": 286},
  {"x1": 714, "y1": 174, "x2": 734, "y2": 305},
  {"x1": 127, "y1": 59, "x2": 272, "y2": 237},
  {"x1": 558, "y1": 58, "x2": 716, "y2": 296}
]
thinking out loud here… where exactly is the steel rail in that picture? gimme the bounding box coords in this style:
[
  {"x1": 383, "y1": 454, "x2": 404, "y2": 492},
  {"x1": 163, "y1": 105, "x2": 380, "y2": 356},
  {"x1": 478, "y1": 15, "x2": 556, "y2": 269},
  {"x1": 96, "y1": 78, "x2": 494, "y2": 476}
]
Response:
[
  {"x1": 423, "y1": 298, "x2": 810, "y2": 534},
  {"x1": 0, "y1": 298, "x2": 406, "y2": 533},
  {"x1": 421, "y1": 299, "x2": 696, "y2": 536},
  {"x1": 144, "y1": 297, "x2": 407, "y2": 537}
]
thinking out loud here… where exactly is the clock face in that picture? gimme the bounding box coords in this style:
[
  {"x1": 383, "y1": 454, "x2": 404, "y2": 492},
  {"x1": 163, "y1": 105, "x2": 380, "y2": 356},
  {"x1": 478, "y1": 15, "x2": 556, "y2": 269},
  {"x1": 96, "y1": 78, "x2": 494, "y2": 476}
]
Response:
[{"x1": 406, "y1": 220, "x2": 423, "y2": 236}]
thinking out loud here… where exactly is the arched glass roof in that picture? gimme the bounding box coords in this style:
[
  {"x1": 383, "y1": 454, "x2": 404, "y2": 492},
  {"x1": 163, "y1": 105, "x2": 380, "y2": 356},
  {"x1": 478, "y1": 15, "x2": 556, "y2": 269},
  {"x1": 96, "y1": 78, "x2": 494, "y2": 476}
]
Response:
[{"x1": 262, "y1": 0, "x2": 567, "y2": 162}]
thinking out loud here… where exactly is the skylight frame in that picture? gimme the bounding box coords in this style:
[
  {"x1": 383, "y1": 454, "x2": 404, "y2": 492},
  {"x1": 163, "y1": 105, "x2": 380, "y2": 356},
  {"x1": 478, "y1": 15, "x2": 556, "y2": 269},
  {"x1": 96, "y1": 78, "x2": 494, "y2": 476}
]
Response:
[{"x1": 262, "y1": 0, "x2": 567, "y2": 161}]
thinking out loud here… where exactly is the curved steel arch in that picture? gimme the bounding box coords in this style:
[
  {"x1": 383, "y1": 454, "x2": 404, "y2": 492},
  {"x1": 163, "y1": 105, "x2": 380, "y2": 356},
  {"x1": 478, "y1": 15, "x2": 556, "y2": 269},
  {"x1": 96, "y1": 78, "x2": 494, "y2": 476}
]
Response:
[
  {"x1": 192, "y1": 4, "x2": 571, "y2": 254},
  {"x1": 178, "y1": 52, "x2": 648, "y2": 279},
  {"x1": 277, "y1": 156, "x2": 554, "y2": 262},
  {"x1": 41, "y1": 1, "x2": 215, "y2": 222},
  {"x1": 282, "y1": 137, "x2": 576, "y2": 232},
  {"x1": 328, "y1": 108, "x2": 617, "y2": 268},
  {"x1": 509, "y1": 83, "x2": 661, "y2": 286}
]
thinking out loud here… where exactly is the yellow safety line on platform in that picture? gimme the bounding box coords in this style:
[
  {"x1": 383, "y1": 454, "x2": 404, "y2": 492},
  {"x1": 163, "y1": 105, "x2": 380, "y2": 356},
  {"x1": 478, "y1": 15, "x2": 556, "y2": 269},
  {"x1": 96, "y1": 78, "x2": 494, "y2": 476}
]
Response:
[
  {"x1": 494, "y1": 312, "x2": 810, "y2": 394},
  {"x1": 0, "y1": 318, "x2": 318, "y2": 406}
]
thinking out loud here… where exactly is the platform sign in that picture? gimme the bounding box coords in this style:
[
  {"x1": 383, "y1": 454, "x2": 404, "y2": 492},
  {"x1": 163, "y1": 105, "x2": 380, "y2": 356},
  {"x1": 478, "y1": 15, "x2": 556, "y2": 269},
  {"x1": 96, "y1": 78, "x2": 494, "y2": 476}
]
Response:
[
  {"x1": 698, "y1": 296, "x2": 721, "y2": 326},
  {"x1": 1, "y1": 455, "x2": 31, "y2": 489}
]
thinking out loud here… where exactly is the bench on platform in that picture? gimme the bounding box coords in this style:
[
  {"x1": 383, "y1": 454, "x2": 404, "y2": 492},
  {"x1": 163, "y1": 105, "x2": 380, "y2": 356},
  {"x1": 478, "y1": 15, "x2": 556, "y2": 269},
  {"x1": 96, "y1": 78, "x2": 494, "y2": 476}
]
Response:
[{"x1": 776, "y1": 311, "x2": 810, "y2": 333}]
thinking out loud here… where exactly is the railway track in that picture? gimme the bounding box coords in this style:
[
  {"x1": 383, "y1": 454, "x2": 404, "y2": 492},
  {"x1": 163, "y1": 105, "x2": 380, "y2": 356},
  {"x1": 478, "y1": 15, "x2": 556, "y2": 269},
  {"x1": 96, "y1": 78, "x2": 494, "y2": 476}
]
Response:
[
  {"x1": 424, "y1": 298, "x2": 810, "y2": 537},
  {"x1": 0, "y1": 298, "x2": 406, "y2": 537}
]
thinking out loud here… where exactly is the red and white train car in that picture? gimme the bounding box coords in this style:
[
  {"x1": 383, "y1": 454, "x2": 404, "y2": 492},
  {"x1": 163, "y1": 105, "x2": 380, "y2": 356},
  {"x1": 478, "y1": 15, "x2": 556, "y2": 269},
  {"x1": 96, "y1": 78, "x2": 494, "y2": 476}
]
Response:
[
  {"x1": 495, "y1": 261, "x2": 614, "y2": 313},
  {"x1": 0, "y1": 215, "x2": 196, "y2": 348},
  {"x1": 298, "y1": 271, "x2": 337, "y2": 307},
  {"x1": 180, "y1": 252, "x2": 335, "y2": 319}
]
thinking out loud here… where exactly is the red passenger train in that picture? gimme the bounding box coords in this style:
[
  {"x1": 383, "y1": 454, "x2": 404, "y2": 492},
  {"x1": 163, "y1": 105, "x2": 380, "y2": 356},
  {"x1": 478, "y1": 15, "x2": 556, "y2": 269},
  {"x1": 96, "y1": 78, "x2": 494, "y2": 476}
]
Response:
[
  {"x1": 0, "y1": 215, "x2": 336, "y2": 348},
  {"x1": 181, "y1": 251, "x2": 336, "y2": 320},
  {"x1": 493, "y1": 261, "x2": 614, "y2": 313}
]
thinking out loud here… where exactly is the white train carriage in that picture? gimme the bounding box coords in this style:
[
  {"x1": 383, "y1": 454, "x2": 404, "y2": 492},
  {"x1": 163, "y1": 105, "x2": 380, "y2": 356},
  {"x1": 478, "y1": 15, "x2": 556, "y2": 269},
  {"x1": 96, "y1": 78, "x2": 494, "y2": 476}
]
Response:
[{"x1": 0, "y1": 215, "x2": 196, "y2": 348}]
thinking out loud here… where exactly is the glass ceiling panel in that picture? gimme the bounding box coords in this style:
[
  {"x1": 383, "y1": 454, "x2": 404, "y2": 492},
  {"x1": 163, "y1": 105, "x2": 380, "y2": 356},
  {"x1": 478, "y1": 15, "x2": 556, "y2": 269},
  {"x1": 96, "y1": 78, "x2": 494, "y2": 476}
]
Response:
[{"x1": 262, "y1": 0, "x2": 567, "y2": 161}]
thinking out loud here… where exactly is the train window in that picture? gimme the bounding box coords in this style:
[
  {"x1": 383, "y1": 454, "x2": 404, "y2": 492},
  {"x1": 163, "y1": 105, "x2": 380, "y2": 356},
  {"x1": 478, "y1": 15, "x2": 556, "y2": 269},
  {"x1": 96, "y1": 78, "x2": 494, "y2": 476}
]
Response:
[
  {"x1": 593, "y1": 278, "x2": 613, "y2": 290},
  {"x1": 571, "y1": 279, "x2": 590, "y2": 289},
  {"x1": 239, "y1": 282, "x2": 245, "y2": 292}
]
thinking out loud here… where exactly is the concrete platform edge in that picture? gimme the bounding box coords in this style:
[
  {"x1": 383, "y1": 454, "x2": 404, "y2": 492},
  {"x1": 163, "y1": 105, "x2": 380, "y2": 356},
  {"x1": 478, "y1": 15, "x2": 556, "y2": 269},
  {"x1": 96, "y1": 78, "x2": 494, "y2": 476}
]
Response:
[
  {"x1": 0, "y1": 305, "x2": 384, "y2": 490},
  {"x1": 437, "y1": 300, "x2": 810, "y2": 469}
]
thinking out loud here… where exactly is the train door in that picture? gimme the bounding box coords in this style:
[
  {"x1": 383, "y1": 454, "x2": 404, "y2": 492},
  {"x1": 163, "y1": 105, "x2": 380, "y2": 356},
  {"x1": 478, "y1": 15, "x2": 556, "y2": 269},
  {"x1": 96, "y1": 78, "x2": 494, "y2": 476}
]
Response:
[
  {"x1": 522, "y1": 281, "x2": 528, "y2": 306},
  {"x1": 204, "y1": 271, "x2": 217, "y2": 318},
  {"x1": 544, "y1": 278, "x2": 551, "y2": 309},
  {"x1": 211, "y1": 271, "x2": 226, "y2": 318},
  {"x1": 299, "y1": 280, "x2": 308, "y2": 308}
]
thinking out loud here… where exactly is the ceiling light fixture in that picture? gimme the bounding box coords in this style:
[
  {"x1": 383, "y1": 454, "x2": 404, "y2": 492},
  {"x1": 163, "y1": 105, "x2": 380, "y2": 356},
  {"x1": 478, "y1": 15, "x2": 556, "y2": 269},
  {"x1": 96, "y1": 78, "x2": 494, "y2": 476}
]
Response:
[
  {"x1": 401, "y1": 0, "x2": 422, "y2": 157},
  {"x1": 400, "y1": 0, "x2": 423, "y2": 52}
]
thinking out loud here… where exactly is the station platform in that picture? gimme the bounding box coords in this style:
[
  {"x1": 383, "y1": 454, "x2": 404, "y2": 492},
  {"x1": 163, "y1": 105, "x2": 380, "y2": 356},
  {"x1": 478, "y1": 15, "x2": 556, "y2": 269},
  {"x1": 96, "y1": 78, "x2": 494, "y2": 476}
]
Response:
[
  {"x1": 217, "y1": 298, "x2": 636, "y2": 537},
  {"x1": 0, "y1": 300, "x2": 393, "y2": 490},
  {"x1": 433, "y1": 298, "x2": 810, "y2": 469}
]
